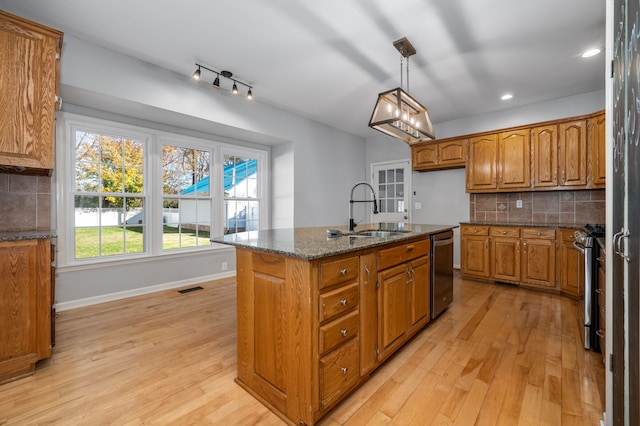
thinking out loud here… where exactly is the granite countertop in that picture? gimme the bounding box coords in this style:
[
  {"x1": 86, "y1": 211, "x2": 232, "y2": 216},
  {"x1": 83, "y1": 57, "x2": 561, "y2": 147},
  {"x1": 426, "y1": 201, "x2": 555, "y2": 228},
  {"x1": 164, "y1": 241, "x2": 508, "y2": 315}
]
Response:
[
  {"x1": 460, "y1": 221, "x2": 584, "y2": 229},
  {"x1": 211, "y1": 223, "x2": 457, "y2": 260},
  {"x1": 0, "y1": 230, "x2": 56, "y2": 242}
]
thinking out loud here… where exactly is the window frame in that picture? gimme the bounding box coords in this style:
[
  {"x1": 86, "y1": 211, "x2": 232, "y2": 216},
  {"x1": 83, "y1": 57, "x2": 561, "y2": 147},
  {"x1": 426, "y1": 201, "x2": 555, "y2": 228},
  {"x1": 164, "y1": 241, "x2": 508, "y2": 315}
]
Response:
[{"x1": 56, "y1": 113, "x2": 269, "y2": 268}]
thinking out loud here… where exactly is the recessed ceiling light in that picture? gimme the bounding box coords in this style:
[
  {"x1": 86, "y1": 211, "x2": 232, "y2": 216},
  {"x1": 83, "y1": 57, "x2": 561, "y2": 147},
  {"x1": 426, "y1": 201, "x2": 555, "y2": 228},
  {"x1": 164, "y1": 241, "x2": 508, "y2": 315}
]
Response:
[
  {"x1": 501, "y1": 93, "x2": 513, "y2": 101},
  {"x1": 582, "y1": 48, "x2": 601, "y2": 58}
]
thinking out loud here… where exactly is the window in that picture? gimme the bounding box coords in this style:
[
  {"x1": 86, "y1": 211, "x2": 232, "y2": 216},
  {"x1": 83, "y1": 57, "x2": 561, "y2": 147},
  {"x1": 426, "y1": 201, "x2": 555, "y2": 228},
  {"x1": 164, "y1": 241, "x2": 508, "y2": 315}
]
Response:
[
  {"x1": 73, "y1": 129, "x2": 146, "y2": 259},
  {"x1": 59, "y1": 114, "x2": 269, "y2": 266},
  {"x1": 161, "y1": 144, "x2": 212, "y2": 250},
  {"x1": 223, "y1": 153, "x2": 260, "y2": 234}
]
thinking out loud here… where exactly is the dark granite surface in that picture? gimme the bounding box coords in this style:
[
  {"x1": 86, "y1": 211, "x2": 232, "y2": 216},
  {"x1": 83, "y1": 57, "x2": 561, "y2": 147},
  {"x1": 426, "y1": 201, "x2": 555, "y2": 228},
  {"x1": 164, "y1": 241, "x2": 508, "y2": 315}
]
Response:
[
  {"x1": 0, "y1": 230, "x2": 55, "y2": 241},
  {"x1": 212, "y1": 223, "x2": 457, "y2": 260},
  {"x1": 459, "y1": 221, "x2": 585, "y2": 229}
]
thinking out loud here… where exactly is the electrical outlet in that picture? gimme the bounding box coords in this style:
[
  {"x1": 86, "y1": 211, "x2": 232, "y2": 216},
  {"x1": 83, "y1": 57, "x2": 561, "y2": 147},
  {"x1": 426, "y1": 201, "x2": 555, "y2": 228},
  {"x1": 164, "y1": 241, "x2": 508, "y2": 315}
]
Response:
[
  {"x1": 221, "y1": 262, "x2": 228, "y2": 271},
  {"x1": 415, "y1": 202, "x2": 422, "y2": 210},
  {"x1": 516, "y1": 199, "x2": 523, "y2": 208}
]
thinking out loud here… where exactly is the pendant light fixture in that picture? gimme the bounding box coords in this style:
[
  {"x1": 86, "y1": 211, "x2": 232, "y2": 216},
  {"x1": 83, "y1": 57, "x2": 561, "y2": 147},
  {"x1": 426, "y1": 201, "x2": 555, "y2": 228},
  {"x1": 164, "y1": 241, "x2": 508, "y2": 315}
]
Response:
[{"x1": 368, "y1": 37, "x2": 435, "y2": 144}]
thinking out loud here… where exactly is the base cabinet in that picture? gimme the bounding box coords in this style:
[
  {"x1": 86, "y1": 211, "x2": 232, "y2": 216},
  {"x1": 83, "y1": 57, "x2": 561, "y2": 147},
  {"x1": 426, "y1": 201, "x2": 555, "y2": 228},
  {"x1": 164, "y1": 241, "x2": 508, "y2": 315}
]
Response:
[
  {"x1": 234, "y1": 235, "x2": 433, "y2": 425},
  {"x1": 461, "y1": 224, "x2": 575, "y2": 294},
  {"x1": 0, "y1": 239, "x2": 52, "y2": 384}
]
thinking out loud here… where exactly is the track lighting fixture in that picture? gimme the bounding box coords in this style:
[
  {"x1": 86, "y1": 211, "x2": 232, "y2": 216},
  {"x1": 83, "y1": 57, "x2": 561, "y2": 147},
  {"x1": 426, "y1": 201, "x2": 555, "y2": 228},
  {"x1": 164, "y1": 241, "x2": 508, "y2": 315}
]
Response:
[
  {"x1": 192, "y1": 66, "x2": 201, "y2": 80},
  {"x1": 192, "y1": 63, "x2": 254, "y2": 99}
]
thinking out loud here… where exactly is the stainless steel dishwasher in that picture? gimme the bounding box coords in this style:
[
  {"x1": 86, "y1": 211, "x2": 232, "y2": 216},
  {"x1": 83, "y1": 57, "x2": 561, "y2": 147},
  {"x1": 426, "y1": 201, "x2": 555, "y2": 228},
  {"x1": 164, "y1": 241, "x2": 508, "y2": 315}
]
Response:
[{"x1": 431, "y1": 230, "x2": 454, "y2": 319}]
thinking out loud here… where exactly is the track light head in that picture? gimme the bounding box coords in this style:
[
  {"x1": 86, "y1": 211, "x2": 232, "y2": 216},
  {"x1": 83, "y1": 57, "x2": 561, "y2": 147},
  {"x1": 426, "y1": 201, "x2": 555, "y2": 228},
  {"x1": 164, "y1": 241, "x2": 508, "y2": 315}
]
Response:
[
  {"x1": 247, "y1": 88, "x2": 253, "y2": 100},
  {"x1": 192, "y1": 66, "x2": 201, "y2": 80},
  {"x1": 232, "y1": 81, "x2": 238, "y2": 95},
  {"x1": 213, "y1": 75, "x2": 220, "y2": 88}
]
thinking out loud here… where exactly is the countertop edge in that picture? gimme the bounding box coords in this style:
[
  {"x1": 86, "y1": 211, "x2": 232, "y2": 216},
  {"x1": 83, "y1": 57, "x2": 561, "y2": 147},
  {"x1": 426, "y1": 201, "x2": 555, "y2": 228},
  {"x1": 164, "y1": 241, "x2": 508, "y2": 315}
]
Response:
[{"x1": 0, "y1": 231, "x2": 56, "y2": 242}]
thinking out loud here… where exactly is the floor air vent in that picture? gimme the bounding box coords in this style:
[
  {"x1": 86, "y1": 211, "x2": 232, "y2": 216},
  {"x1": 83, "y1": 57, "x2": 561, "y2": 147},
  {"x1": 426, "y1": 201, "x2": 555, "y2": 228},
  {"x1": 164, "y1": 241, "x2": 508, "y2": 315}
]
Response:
[{"x1": 177, "y1": 286, "x2": 204, "y2": 294}]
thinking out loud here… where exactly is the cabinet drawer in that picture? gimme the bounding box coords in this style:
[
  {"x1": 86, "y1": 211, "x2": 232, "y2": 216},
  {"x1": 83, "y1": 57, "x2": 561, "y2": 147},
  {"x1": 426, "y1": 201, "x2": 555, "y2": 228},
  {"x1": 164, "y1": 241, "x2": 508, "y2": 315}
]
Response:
[
  {"x1": 522, "y1": 228, "x2": 555, "y2": 239},
  {"x1": 320, "y1": 337, "x2": 359, "y2": 410},
  {"x1": 320, "y1": 256, "x2": 359, "y2": 289},
  {"x1": 319, "y1": 283, "x2": 359, "y2": 322},
  {"x1": 319, "y1": 310, "x2": 359, "y2": 354},
  {"x1": 490, "y1": 226, "x2": 520, "y2": 238},
  {"x1": 377, "y1": 239, "x2": 429, "y2": 271},
  {"x1": 462, "y1": 225, "x2": 489, "y2": 236},
  {"x1": 560, "y1": 228, "x2": 579, "y2": 242}
]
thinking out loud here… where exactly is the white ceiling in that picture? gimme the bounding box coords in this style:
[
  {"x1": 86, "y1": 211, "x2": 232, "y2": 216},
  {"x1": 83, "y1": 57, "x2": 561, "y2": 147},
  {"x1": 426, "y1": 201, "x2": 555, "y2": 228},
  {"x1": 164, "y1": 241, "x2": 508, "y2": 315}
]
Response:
[{"x1": 1, "y1": 0, "x2": 606, "y2": 138}]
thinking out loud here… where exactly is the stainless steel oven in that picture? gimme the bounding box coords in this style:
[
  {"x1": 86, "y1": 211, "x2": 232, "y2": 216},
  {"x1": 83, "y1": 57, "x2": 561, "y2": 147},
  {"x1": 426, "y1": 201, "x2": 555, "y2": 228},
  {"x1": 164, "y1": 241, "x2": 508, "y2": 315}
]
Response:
[{"x1": 573, "y1": 224, "x2": 605, "y2": 351}]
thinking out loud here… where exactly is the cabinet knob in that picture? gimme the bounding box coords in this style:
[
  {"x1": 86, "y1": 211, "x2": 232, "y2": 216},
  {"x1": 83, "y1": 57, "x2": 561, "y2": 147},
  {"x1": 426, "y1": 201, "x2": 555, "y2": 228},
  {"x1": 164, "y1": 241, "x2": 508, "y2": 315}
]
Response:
[
  {"x1": 473, "y1": 229, "x2": 478, "y2": 233},
  {"x1": 341, "y1": 367, "x2": 348, "y2": 375},
  {"x1": 537, "y1": 232, "x2": 542, "y2": 236},
  {"x1": 340, "y1": 329, "x2": 348, "y2": 337},
  {"x1": 502, "y1": 231, "x2": 506, "y2": 234},
  {"x1": 340, "y1": 299, "x2": 348, "y2": 306},
  {"x1": 406, "y1": 245, "x2": 415, "y2": 252},
  {"x1": 340, "y1": 268, "x2": 347, "y2": 275}
]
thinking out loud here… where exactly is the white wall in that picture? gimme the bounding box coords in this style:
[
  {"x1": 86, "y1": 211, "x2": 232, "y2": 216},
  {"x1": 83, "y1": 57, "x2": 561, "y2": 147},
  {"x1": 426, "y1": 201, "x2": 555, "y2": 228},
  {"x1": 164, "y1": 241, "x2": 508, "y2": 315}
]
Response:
[
  {"x1": 54, "y1": 35, "x2": 368, "y2": 308},
  {"x1": 365, "y1": 89, "x2": 605, "y2": 268}
]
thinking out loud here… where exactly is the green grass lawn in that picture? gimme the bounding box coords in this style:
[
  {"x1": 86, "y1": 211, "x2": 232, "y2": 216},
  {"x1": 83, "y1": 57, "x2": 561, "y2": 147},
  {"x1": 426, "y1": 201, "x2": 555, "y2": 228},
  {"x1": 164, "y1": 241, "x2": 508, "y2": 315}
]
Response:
[{"x1": 75, "y1": 226, "x2": 211, "y2": 258}]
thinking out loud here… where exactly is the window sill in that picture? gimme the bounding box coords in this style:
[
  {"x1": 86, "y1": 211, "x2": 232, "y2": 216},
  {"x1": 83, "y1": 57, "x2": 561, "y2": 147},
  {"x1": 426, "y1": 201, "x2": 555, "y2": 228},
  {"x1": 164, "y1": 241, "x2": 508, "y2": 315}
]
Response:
[{"x1": 57, "y1": 243, "x2": 234, "y2": 272}]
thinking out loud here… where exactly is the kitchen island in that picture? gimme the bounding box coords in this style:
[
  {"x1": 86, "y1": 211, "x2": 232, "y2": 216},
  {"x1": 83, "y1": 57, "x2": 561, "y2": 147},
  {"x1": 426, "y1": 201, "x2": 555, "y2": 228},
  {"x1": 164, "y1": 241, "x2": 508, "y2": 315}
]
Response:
[{"x1": 212, "y1": 223, "x2": 455, "y2": 426}]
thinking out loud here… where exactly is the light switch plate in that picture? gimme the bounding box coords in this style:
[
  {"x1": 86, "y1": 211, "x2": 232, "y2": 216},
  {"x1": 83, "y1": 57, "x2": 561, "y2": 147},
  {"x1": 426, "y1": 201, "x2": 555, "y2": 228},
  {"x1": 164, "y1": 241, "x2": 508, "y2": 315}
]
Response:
[
  {"x1": 516, "y1": 199, "x2": 523, "y2": 208},
  {"x1": 415, "y1": 202, "x2": 422, "y2": 210}
]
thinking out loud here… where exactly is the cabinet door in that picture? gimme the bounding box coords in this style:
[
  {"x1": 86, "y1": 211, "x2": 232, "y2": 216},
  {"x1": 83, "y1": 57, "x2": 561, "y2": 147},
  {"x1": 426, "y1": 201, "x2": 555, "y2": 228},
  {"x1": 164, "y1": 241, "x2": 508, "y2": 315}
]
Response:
[
  {"x1": 0, "y1": 12, "x2": 62, "y2": 171},
  {"x1": 378, "y1": 263, "x2": 410, "y2": 358},
  {"x1": 490, "y1": 237, "x2": 521, "y2": 282},
  {"x1": 532, "y1": 125, "x2": 558, "y2": 187},
  {"x1": 521, "y1": 238, "x2": 556, "y2": 288},
  {"x1": 409, "y1": 256, "x2": 430, "y2": 326},
  {"x1": 438, "y1": 139, "x2": 466, "y2": 166},
  {"x1": 412, "y1": 144, "x2": 438, "y2": 169},
  {"x1": 461, "y1": 236, "x2": 491, "y2": 279},
  {"x1": 0, "y1": 240, "x2": 38, "y2": 374},
  {"x1": 498, "y1": 129, "x2": 531, "y2": 189},
  {"x1": 588, "y1": 112, "x2": 606, "y2": 188},
  {"x1": 558, "y1": 120, "x2": 587, "y2": 187},
  {"x1": 560, "y1": 240, "x2": 584, "y2": 298},
  {"x1": 467, "y1": 134, "x2": 497, "y2": 191}
]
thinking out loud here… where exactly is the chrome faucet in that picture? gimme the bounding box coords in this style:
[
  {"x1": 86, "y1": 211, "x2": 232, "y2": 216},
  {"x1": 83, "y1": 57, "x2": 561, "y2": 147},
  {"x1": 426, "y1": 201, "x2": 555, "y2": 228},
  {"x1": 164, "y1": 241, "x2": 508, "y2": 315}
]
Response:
[{"x1": 349, "y1": 181, "x2": 379, "y2": 231}]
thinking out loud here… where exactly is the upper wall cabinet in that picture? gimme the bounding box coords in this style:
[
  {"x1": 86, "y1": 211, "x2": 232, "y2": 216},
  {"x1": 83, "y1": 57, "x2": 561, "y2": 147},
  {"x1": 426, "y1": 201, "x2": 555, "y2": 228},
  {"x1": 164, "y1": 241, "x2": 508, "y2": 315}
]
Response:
[
  {"x1": 0, "y1": 11, "x2": 63, "y2": 175},
  {"x1": 462, "y1": 111, "x2": 604, "y2": 193},
  {"x1": 412, "y1": 138, "x2": 466, "y2": 171}
]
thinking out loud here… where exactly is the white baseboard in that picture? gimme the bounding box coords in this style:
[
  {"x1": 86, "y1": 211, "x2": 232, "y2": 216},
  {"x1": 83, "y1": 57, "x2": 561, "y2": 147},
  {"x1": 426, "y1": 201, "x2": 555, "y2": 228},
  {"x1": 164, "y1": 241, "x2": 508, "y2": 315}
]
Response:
[{"x1": 55, "y1": 271, "x2": 236, "y2": 312}]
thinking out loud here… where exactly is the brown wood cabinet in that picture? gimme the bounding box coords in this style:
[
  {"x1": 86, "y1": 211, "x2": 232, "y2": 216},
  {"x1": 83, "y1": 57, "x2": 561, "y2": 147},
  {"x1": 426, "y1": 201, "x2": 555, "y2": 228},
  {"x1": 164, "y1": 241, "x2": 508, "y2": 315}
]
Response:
[
  {"x1": 377, "y1": 239, "x2": 430, "y2": 361},
  {"x1": 0, "y1": 238, "x2": 52, "y2": 384},
  {"x1": 0, "y1": 11, "x2": 62, "y2": 175},
  {"x1": 462, "y1": 111, "x2": 604, "y2": 193},
  {"x1": 520, "y1": 228, "x2": 556, "y2": 289},
  {"x1": 558, "y1": 228, "x2": 584, "y2": 298},
  {"x1": 498, "y1": 129, "x2": 531, "y2": 189},
  {"x1": 412, "y1": 138, "x2": 466, "y2": 171},
  {"x1": 461, "y1": 224, "x2": 579, "y2": 295},
  {"x1": 588, "y1": 112, "x2": 606, "y2": 189},
  {"x1": 489, "y1": 226, "x2": 521, "y2": 282},
  {"x1": 532, "y1": 124, "x2": 558, "y2": 188},
  {"x1": 467, "y1": 134, "x2": 498, "y2": 191},
  {"x1": 234, "y1": 234, "x2": 434, "y2": 425},
  {"x1": 558, "y1": 120, "x2": 588, "y2": 187},
  {"x1": 460, "y1": 225, "x2": 491, "y2": 279}
]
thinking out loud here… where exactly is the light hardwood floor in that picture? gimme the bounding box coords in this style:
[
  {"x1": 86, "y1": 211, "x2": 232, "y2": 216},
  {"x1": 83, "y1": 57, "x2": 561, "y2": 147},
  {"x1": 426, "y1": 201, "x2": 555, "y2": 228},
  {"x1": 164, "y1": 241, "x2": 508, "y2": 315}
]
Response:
[{"x1": 0, "y1": 273, "x2": 605, "y2": 425}]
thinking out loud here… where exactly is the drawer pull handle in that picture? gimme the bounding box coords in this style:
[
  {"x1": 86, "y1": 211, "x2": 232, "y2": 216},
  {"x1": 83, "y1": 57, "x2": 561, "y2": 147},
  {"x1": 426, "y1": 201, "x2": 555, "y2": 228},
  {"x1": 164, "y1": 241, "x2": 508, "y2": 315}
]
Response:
[
  {"x1": 341, "y1": 367, "x2": 348, "y2": 375},
  {"x1": 502, "y1": 231, "x2": 506, "y2": 234},
  {"x1": 340, "y1": 268, "x2": 348, "y2": 275},
  {"x1": 473, "y1": 229, "x2": 478, "y2": 233},
  {"x1": 340, "y1": 329, "x2": 348, "y2": 337},
  {"x1": 595, "y1": 330, "x2": 605, "y2": 338},
  {"x1": 406, "y1": 245, "x2": 415, "y2": 252},
  {"x1": 595, "y1": 288, "x2": 603, "y2": 294},
  {"x1": 340, "y1": 299, "x2": 348, "y2": 306}
]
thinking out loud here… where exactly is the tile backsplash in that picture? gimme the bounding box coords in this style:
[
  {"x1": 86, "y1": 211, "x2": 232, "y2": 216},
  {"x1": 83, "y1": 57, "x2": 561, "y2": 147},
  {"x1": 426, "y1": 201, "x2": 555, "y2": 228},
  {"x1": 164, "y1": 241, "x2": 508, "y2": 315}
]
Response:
[
  {"x1": 0, "y1": 173, "x2": 52, "y2": 231},
  {"x1": 470, "y1": 190, "x2": 605, "y2": 225}
]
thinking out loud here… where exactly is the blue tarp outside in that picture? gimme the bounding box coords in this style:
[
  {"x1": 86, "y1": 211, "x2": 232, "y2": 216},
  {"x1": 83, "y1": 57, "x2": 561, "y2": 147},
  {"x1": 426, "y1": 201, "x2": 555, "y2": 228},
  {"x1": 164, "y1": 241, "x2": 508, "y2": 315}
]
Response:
[{"x1": 179, "y1": 159, "x2": 257, "y2": 194}]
